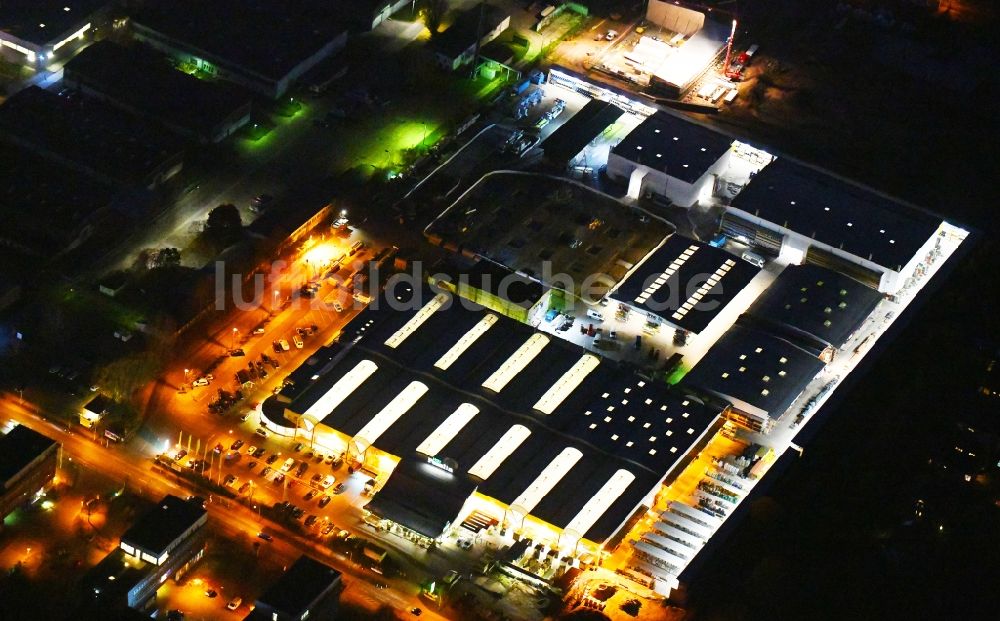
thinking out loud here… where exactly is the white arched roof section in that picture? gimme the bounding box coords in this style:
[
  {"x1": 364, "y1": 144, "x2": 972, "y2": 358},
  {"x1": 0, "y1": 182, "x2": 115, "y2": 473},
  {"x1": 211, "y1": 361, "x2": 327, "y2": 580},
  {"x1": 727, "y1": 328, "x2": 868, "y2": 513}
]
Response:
[
  {"x1": 509, "y1": 447, "x2": 583, "y2": 520},
  {"x1": 415, "y1": 403, "x2": 480, "y2": 457},
  {"x1": 533, "y1": 354, "x2": 600, "y2": 414},
  {"x1": 482, "y1": 333, "x2": 549, "y2": 393},
  {"x1": 303, "y1": 359, "x2": 378, "y2": 419},
  {"x1": 385, "y1": 293, "x2": 448, "y2": 349},
  {"x1": 561, "y1": 469, "x2": 636, "y2": 546},
  {"x1": 353, "y1": 381, "x2": 428, "y2": 452},
  {"x1": 434, "y1": 314, "x2": 498, "y2": 370},
  {"x1": 468, "y1": 424, "x2": 531, "y2": 480}
]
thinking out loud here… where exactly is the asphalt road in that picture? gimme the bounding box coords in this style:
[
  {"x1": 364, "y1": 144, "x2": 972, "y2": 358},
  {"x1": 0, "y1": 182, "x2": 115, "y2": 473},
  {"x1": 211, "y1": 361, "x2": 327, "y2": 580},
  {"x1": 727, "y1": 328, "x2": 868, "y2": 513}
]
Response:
[{"x1": 0, "y1": 391, "x2": 448, "y2": 620}]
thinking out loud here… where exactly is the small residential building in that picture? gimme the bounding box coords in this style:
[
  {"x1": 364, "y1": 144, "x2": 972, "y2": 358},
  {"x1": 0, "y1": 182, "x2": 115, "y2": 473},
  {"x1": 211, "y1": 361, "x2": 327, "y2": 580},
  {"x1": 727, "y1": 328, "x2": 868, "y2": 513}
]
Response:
[
  {"x1": 85, "y1": 495, "x2": 208, "y2": 610},
  {"x1": 80, "y1": 393, "x2": 113, "y2": 429},
  {"x1": 432, "y1": 3, "x2": 510, "y2": 71},
  {"x1": 0, "y1": 424, "x2": 59, "y2": 522},
  {"x1": 64, "y1": 40, "x2": 252, "y2": 144},
  {"x1": 131, "y1": 0, "x2": 348, "y2": 99},
  {"x1": 0, "y1": 0, "x2": 111, "y2": 69},
  {"x1": 245, "y1": 556, "x2": 342, "y2": 621}
]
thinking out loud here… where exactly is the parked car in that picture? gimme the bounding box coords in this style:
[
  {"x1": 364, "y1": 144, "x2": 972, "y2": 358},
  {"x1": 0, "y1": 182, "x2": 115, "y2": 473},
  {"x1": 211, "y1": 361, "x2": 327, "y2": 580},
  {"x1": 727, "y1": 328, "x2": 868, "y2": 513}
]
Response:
[
  {"x1": 318, "y1": 495, "x2": 332, "y2": 508},
  {"x1": 278, "y1": 339, "x2": 290, "y2": 351}
]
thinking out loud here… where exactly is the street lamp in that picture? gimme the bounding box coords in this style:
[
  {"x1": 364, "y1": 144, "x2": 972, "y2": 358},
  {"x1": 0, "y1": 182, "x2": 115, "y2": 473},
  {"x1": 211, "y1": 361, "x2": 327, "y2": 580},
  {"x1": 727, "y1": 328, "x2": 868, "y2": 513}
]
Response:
[{"x1": 231, "y1": 327, "x2": 239, "y2": 351}]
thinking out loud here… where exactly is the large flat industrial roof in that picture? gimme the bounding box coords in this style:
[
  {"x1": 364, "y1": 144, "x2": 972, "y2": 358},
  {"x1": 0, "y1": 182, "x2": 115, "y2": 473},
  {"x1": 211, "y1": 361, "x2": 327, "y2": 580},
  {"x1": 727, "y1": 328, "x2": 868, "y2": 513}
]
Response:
[
  {"x1": 64, "y1": 40, "x2": 251, "y2": 139},
  {"x1": 543, "y1": 99, "x2": 625, "y2": 164},
  {"x1": 431, "y1": 2, "x2": 508, "y2": 59},
  {"x1": 426, "y1": 172, "x2": 674, "y2": 300},
  {"x1": 283, "y1": 283, "x2": 720, "y2": 542},
  {"x1": 119, "y1": 495, "x2": 206, "y2": 558},
  {"x1": 0, "y1": 0, "x2": 106, "y2": 46},
  {"x1": 611, "y1": 111, "x2": 733, "y2": 184},
  {"x1": 0, "y1": 142, "x2": 114, "y2": 253},
  {"x1": 256, "y1": 555, "x2": 340, "y2": 617},
  {"x1": 0, "y1": 86, "x2": 184, "y2": 186},
  {"x1": 610, "y1": 234, "x2": 759, "y2": 333},
  {"x1": 132, "y1": 0, "x2": 346, "y2": 81},
  {"x1": 683, "y1": 321, "x2": 825, "y2": 420},
  {"x1": 0, "y1": 425, "x2": 57, "y2": 487},
  {"x1": 730, "y1": 158, "x2": 941, "y2": 271},
  {"x1": 746, "y1": 263, "x2": 883, "y2": 351}
]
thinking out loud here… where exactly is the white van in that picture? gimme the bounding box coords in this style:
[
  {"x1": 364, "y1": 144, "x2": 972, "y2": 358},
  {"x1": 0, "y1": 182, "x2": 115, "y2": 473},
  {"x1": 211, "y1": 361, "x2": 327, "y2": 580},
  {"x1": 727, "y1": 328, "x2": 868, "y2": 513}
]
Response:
[
  {"x1": 281, "y1": 457, "x2": 296, "y2": 472},
  {"x1": 321, "y1": 474, "x2": 336, "y2": 489},
  {"x1": 226, "y1": 596, "x2": 242, "y2": 611},
  {"x1": 741, "y1": 251, "x2": 765, "y2": 268},
  {"x1": 586, "y1": 309, "x2": 605, "y2": 322}
]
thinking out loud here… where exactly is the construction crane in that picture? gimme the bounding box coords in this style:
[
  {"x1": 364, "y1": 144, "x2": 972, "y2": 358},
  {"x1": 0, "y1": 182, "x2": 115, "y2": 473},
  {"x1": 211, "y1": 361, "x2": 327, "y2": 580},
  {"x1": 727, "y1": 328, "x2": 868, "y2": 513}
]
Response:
[{"x1": 722, "y1": 19, "x2": 742, "y2": 80}]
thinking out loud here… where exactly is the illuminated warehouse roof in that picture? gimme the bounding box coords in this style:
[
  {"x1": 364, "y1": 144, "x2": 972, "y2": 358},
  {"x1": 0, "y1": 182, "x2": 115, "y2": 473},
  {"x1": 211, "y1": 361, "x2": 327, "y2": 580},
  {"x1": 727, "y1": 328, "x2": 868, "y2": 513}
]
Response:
[
  {"x1": 745, "y1": 263, "x2": 883, "y2": 352},
  {"x1": 610, "y1": 234, "x2": 760, "y2": 333},
  {"x1": 730, "y1": 158, "x2": 941, "y2": 271},
  {"x1": 683, "y1": 322, "x2": 825, "y2": 421},
  {"x1": 281, "y1": 283, "x2": 720, "y2": 543},
  {"x1": 611, "y1": 111, "x2": 733, "y2": 184}
]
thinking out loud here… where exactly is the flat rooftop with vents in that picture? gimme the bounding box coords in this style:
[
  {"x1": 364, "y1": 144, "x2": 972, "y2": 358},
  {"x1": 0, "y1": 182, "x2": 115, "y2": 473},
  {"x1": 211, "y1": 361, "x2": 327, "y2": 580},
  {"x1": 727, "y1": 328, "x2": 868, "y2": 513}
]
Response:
[
  {"x1": 425, "y1": 172, "x2": 673, "y2": 300},
  {"x1": 745, "y1": 263, "x2": 883, "y2": 353},
  {"x1": 0, "y1": 142, "x2": 115, "y2": 256},
  {"x1": 611, "y1": 112, "x2": 733, "y2": 184},
  {"x1": 0, "y1": 424, "x2": 58, "y2": 490},
  {"x1": 0, "y1": 0, "x2": 108, "y2": 65},
  {"x1": 0, "y1": 86, "x2": 184, "y2": 188},
  {"x1": 252, "y1": 555, "x2": 341, "y2": 621},
  {"x1": 131, "y1": 0, "x2": 348, "y2": 98},
  {"x1": 119, "y1": 495, "x2": 207, "y2": 563},
  {"x1": 63, "y1": 40, "x2": 252, "y2": 143},
  {"x1": 729, "y1": 158, "x2": 942, "y2": 273},
  {"x1": 683, "y1": 321, "x2": 825, "y2": 430},
  {"x1": 610, "y1": 234, "x2": 760, "y2": 334}
]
